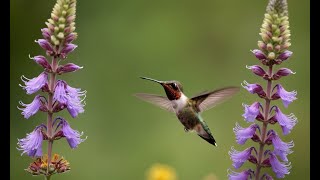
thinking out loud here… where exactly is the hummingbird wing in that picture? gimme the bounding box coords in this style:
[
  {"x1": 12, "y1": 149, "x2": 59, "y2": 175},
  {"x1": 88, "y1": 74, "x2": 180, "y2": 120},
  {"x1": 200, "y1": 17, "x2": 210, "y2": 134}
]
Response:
[
  {"x1": 191, "y1": 87, "x2": 240, "y2": 112},
  {"x1": 134, "y1": 93, "x2": 175, "y2": 113}
]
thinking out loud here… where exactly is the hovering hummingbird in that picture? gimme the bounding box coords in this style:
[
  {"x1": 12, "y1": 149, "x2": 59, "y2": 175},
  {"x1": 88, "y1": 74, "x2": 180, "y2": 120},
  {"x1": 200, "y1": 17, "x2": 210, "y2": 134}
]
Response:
[{"x1": 135, "y1": 77, "x2": 239, "y2": 146}]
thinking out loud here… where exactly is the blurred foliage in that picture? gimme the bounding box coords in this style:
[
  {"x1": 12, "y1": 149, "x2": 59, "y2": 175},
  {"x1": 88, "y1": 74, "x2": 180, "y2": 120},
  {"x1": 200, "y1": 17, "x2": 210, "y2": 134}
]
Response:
[{"x1": 10, "y1": 0, "x2": 309, "y2": 179}]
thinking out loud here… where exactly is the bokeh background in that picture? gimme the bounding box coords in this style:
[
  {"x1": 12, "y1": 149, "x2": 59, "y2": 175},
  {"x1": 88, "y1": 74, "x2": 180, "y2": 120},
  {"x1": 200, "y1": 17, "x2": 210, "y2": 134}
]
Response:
[{"x1": 10, "y1": 0, "x2": 309, "y2": 179}]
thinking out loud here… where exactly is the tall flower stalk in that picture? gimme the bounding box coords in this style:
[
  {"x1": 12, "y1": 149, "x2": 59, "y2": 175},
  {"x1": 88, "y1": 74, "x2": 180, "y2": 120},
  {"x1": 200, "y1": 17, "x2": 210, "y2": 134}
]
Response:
[
  {"x1": 228, "y1": 0, "x2": 297, "y2": 179},
  {"x1": 17, "y1": 0, "x2": 86, "y2": 179}
]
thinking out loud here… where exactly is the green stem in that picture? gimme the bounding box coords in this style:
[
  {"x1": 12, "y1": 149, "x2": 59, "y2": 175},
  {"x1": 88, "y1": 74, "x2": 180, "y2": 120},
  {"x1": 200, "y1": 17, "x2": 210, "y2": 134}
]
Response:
[
  {"x1": 47, "y1": 57, "x2": 58, "y2": 176},
  {"x1": 255, "y1": 66, "x2": 273, "y2": 180},
  {"x1": 45, "y1": 175, "x2": 51, "y2": 180}
]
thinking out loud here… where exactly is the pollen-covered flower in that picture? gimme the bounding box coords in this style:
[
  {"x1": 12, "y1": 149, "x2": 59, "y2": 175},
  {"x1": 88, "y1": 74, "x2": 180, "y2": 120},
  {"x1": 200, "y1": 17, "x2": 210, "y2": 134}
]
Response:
[
  {"x1": 268, "y1": 152, "x2": 291, "y2": 178},
  {"x1": 25, "y1": 154, "x2": 70, "y2": 176},
  {"x1": 272, "y1": 84, "x2": 297, "y2": 107},
  {"x1": 229, "y1": 147, "x2": 256, "y2": 169},
  {"x1": 273, "y1": 106, "x2": 297, "y2": 135},
  {"x1": 20, "y1": 72, "x2": 48, "y2": 94},
  {"x1": 242, "y1": 102, "x2": 261, "y2": 122},
  {"x1": 267, "y1": 130, "x2": 293, "y2": 161},
  {"x1": 61, "y1": 119, "x2": 86, "y2": 149},
  {"x1": 17, "y1": 125, "x2": 44, "y2": 157},
  {"x1": 233, "y1": 123, "x2": 259, "y2": 145},
  {"x1": 18, "y1": 95, "x2": 43, "y2": 119},
  {"x1": 146, "y1": 163, "x2": 177, "y2": 180},
  {"x1": 227, "y1": 169, "x2": 253, "y2": 180}
]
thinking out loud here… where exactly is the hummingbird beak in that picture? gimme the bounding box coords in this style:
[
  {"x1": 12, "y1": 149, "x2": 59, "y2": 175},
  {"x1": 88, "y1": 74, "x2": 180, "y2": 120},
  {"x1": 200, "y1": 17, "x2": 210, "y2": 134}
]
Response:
[{"x1": 140, "y1": 77, "x2": 163, "y2": 84}]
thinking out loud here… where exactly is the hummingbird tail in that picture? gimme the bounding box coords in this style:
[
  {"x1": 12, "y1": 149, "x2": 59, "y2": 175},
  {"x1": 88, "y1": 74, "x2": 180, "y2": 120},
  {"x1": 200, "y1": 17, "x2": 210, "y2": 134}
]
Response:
[{"x1": 197, "y1": 134, "x2": 217, "y2": 146}]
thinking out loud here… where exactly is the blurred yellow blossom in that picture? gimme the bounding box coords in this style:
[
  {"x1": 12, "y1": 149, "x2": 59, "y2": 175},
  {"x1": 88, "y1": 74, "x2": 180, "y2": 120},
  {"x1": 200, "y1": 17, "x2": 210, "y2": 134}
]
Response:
[
  {"x1": 203, "y1": 173, "x2": 219, "y2": 180},
  {"x1": 146, "y1": 163, "x2": 177, "y2": 180}
]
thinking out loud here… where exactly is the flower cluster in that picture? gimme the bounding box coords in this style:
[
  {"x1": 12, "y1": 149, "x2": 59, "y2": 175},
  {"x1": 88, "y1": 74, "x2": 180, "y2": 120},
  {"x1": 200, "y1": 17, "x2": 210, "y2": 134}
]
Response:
[
  {"x1": 228, "y1": 0, "x2": 297, "y2": 179},
  {"x1": 17, "y1": 0, "x2": 86, "y2": 179}
]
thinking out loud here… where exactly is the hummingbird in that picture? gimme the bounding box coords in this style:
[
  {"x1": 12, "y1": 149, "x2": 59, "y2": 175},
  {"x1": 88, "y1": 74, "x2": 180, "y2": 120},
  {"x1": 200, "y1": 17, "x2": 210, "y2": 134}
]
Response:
[{"x1": 135, "y1": 77, "x2": 239, "y2": 146}]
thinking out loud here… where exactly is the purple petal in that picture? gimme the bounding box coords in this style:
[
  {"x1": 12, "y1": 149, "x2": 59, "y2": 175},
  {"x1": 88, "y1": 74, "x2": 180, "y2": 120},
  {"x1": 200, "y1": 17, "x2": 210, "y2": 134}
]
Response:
[
  {"x1": 233, "y1": 123, "x2": 259, "y2": 145},
  {"x1": 261, "y1": 173, "x2": 274, "y2": 180},
  {"x1": 57, "y1": 63, "x2": 83, "y2": 74},
  {"x1": 61, "y1": 43, "x2": 77, "y2": 55},
  {"x1": 251, "y1": 49, "x2": 267, "y2": 60},
  {"x1": 41, "y1": 28, "x2": 51, "y2": 40},
  {"x1": 53, "y1": 80, "x2": 68, "y2": 104},
  {"x1": 274, "y1": 107, "x2": 297, "y2": 135},
  {"x1": 274, "y1": 84, "x2": 297, "y2": 107},
  {"x1": 229, "y1": 147, "x2": 255, "y2": 169},
  {"x1": 241, "y1": 81, "x2": 265, "y2": 96},
  {"x1": 19, "y1": 72, "x2": 48, "y2": 94},
  {"x1": 65, "y1": 33, "x2": 77, "y2": 44},
  {"x1": 273, "y1": 68, "x2": 295, "y2": 80},
  {"x1": 61, "y1": 119, "x2": 86, "y2": 149},
  {"x1": 269, "y1": 152, "x2": 291, "y2": 178},
  {"x1": 246, "y1": 65, "x2": 266, "y2": 77},
  {"x1": 31, "y1": 55, "x2": 52, "y2": 70},
  {"x1": 270, "y1": 130, "x2": 294, "y2": 161},
  {"x1": 67, "y1": 96, "x2": 85, "y2": 118},
  {"x1": 17, "y1": 126, "x2": 44, "y2": 157},
  {"x1": 277, "y1": 50, "x2": 293, "y2": 61},
  {"x1": 18, "y1": 95, "x2": 42, "y2": 119},
  {"x1": 35, "y1": 39, "x2": 53, "y2": 52},
  {"x1": 242, "y1": 102, "x2": 261, "y2": 122},
  {"x1": 228, "y1": 169, "x2": 253, "y2": 180}
]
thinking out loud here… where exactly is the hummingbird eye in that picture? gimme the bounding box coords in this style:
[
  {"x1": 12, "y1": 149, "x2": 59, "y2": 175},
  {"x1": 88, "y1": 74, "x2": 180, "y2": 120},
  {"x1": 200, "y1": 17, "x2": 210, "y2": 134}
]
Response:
[{"x1": 171, "y1": 83, "x2": 178, "y2": 90}]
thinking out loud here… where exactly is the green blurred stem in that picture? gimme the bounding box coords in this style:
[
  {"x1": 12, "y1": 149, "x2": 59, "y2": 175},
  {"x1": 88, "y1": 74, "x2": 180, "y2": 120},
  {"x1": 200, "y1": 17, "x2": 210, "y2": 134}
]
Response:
[
  {"x1": 45, "y1": 175, "x2": 51, "y2": 180},
  {"x1": 255, "y1": 66, "x2": 273, "y2": 180},
  {"x1": 46, "y1": 57, "x2": 58, "y2": 178}
]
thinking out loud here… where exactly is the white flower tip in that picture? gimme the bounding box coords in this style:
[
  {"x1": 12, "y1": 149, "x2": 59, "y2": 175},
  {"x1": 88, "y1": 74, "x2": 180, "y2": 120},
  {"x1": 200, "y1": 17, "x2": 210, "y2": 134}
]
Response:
[{"x1": 28, "y1": 54, "x2": 34, "y2": 59}]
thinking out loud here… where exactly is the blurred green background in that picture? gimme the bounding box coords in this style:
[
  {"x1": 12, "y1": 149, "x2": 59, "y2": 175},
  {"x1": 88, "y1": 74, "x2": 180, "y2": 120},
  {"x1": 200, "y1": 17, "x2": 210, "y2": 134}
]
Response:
[{"x1": 10, "y1": 0, "x2": 309, "y2": 179}]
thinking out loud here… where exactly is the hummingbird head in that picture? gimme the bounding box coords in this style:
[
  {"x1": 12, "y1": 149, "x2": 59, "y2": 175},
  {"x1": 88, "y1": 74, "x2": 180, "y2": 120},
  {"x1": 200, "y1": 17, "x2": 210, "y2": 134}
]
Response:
[{"x1": 140, "y1": 76, "x2": 184, "y2": 100}]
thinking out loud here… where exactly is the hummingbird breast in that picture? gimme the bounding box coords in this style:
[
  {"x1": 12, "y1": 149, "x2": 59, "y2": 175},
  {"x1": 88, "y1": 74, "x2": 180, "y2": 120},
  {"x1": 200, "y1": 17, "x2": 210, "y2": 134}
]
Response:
[{"x1": 176, "y1": 105, "x2": 200, "y2": 130}]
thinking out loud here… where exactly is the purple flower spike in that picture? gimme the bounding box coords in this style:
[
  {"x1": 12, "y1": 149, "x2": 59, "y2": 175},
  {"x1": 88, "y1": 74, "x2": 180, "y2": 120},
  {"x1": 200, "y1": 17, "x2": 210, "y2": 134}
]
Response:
[
  {"x1": 242, "y1": 102, "x2": 261, "y2": 122},
  {"x1": 35, "y1": 39, "x2": 53, "y2": 52},
  {"x1": 57, "y1": 63, "x2": 83, "y2": 74},
  {"x1": 269, "y1": 152, "x2": 291, "y2": 178},
  {"x1": 53, "y1": 80, "x2": 68, "y2": 104},
  {"x1": 277, "y1": 50, "x2": 293, "y2": 61},
  {"x1": 241, "y1": 81, "x2": 265, "y2": 97},
  {"x1": 20, "y1": 72, "x2": 48, "y2": 94},
  {"x1": 229, "y1": 147, "x2": 255, "y2": 169},
  {"x1": 18, "y1": 95, "x2": 43, "y2": 119},
  {"x1": 61, "y1": 119, "x2": 86, "y2": 149},
  {"x1": 274, "y1": 107, "x2": 297, "y2": 135},
  {"x1": 246, "y1": 65, "x2": 266, "y2": 77},
  {"x1": 227, "y1": 169, "x2": 253, "y2": 180},
  {"x1": 273, "y1": 84, "x2": 297, "y2": 107},
  {"x1": 31, "y1": 55, "x2": 52, "y2": 70},
  {"x1": 17, "y1": 126, "x2": 44, "y2": 157},
  {"x1": 268, "y1": 130, "x2": 294, "y2": 161},
  {"x1": 251, "y1": 49, "x2": 267, "y2": 60},
  {"x1": 233, "y1": 123, "x2": 259, "y2": 145},
  {"x1": 60, "y1": 43, "x2": 77, "y2": 58}
]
